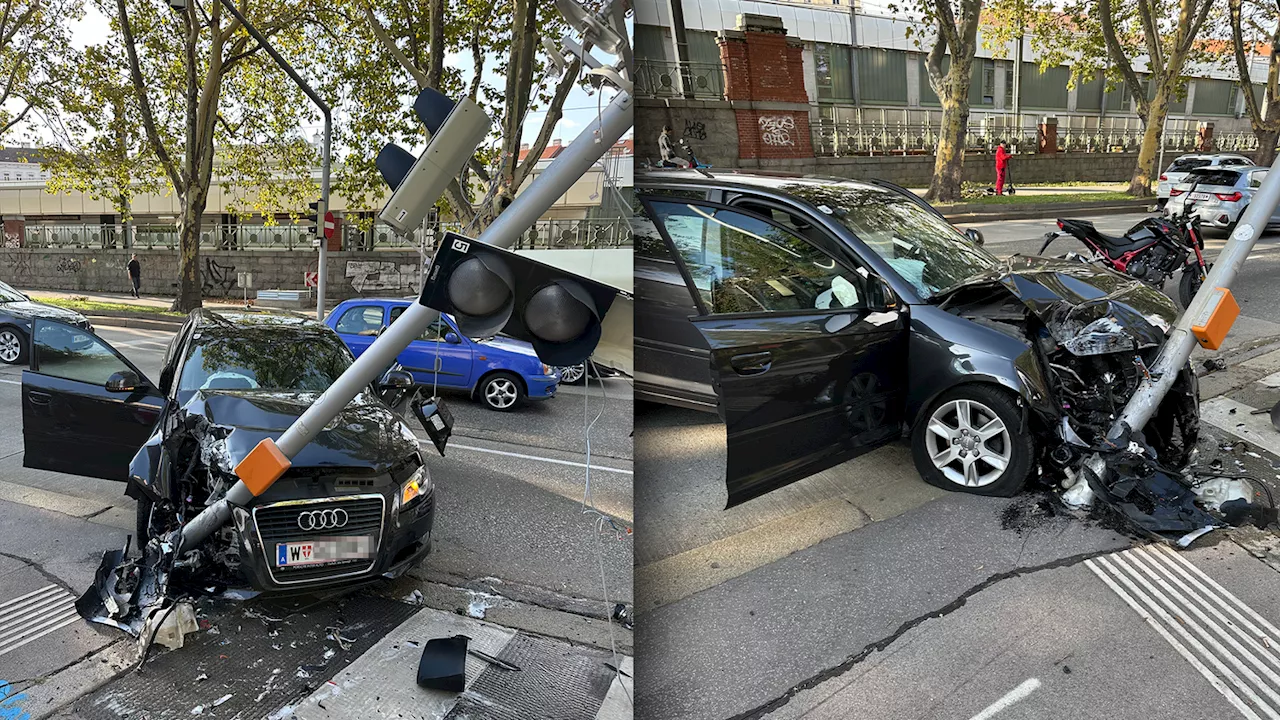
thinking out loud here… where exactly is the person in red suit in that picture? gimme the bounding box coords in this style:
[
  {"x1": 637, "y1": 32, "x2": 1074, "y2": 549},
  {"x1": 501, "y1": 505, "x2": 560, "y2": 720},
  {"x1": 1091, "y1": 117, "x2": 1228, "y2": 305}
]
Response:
[{"x1": 995, "y1": 142, "x2": 1011, "y2": 195}]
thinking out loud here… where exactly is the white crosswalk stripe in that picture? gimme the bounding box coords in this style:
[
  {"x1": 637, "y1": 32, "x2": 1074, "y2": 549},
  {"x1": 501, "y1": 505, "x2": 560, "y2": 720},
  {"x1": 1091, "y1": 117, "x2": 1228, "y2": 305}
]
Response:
[
  {"x1": 0, "y1": 584, "x2": 80, "y2": 658},
  {"x1": 1089, "y1": 545, "x2": 1280, "y2": 720}
]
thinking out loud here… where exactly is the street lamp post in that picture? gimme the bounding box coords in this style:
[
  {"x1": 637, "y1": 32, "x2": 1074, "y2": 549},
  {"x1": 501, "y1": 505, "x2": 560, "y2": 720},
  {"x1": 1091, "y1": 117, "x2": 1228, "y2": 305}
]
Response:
[{"x1": 216, "y1": 0, "x2": 332, "y2": 321}]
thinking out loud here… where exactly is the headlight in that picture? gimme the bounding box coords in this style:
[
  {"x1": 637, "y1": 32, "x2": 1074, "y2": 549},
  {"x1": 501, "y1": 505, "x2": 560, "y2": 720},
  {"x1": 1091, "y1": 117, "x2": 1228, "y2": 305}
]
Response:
[
  {"x1": 400, "y1": 464, "x2": 431, "y2": 508},
  {"x1": 542, "y1": 363, "x2": 554, "y2": 376}
]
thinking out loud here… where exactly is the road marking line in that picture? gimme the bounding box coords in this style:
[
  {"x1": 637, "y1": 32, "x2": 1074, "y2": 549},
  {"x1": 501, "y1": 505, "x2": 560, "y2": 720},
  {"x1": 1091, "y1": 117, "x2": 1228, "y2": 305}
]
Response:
[
  {"x1": 0, "y1": 377, "x2": 18, "y2": 385},
  {"x1": 445, "y1": 442, "x2": 633, "y2": 475},
  {"x1": 1153, "y1": 544, "x2": 1280, "y2": 641},
  {"x1": 0, "y1": 594, "x2": 73, "y2": 634},
  {"x1": 1201, "y1": 396, "x2": 1280, "y2": 458},
  {"x1": 1087, "y1": 558, "x2": 1266, "y2": 720},
  {"x1": 0, "y1": 584, "x2": 60, "y2": 613},
  {"x1": 1110, "y1": 551, "x2": 1280, "y2": 707},
  {"x1": 1096, "y1": 553, "x2": 1280, "y2": 719},
  {"x1": 0, "y1": 611, "x2": 81, "y2": 658},
  {"x1": 966, "y1": 678, "x2": 1041, "y2": 720}
]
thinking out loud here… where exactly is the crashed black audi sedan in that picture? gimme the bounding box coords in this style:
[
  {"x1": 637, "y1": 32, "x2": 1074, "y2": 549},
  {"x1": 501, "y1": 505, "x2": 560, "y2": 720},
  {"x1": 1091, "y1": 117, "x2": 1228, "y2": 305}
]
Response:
[
  {"x1": 633, "y1": 170, "x2": 1198, "y2": 507},
  {"x1": 21, "y1": 309, "x2": 435, "y2": 593}
]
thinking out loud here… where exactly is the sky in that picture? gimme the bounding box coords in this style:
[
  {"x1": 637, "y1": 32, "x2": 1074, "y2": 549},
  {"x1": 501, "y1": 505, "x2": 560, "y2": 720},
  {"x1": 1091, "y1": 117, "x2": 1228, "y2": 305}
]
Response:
[{"x1": 9, "y1": 4, "x2": 628, "y2": 152}]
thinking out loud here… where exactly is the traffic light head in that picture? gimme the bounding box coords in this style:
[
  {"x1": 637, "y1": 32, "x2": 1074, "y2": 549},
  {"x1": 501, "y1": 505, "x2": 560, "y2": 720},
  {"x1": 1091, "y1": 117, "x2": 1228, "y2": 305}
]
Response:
[
  {"x1": 377, "y1": 88, "x2": 492, "y2": 236},
  {"x1": 418, "y1": 233, "x2": 618, "y2": 366},
  {"x1": 306, "y1": 200, "x2": 321, "y2": 235}
]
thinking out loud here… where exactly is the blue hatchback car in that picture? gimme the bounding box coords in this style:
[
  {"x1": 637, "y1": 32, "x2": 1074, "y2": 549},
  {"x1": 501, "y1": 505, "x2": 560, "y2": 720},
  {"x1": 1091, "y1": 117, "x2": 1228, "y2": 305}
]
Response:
[{"x1": 326, "y1": 298, "x2": 559, "y2": 411}]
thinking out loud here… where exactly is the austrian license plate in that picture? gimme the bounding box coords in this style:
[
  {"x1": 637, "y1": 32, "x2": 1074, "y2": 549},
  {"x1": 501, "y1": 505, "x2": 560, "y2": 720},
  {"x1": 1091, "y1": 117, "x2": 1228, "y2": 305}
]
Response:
[
  {"x1": 276, "y1": 536, "x2": 373, "y2": 567},
  {"x1": 1189, "y1": 191, "x2": 1212, "y2": 201}
]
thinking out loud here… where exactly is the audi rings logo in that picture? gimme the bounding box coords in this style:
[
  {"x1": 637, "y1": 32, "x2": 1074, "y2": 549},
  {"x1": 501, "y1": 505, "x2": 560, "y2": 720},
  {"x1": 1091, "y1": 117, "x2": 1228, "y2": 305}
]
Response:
[{"x1": 298, "y1": 508, "x2": 349, "y2": 531}]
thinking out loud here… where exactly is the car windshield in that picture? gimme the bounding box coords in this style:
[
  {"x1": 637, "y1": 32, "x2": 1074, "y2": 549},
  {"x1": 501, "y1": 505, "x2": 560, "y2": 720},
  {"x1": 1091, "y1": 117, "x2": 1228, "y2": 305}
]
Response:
[
  {"x1": 1184, "y1": 169, "x2": 1241, "y2": 187},
  {"x1": 177, "y1": 328, "x2": 353, "y2": 398},
  {"x1": 1169, "y1": 158, "x2": 1211, "y2": 173},
  {"x1": 778, "y1": 183, "x2": 1001, "y2": 298},
  {"x1": 0, "y1": 281, "x2": 25, "y2": 303}
]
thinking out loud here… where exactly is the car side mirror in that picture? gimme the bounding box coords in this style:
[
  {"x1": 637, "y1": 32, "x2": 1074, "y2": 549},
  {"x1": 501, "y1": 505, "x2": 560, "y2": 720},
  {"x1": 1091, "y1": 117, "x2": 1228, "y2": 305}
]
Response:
[
  {"x1": 866, "y1": 276, "x2": 897, "y2": 313},
  {"x1": 444, "y1": 332, "x2": 462, "y2": 345},
  {"x1": 376, "y1": 325, "x2": 388, "y2": 337},
  {"x1": 378, "y1": 369, "x2": 414, "y2": 389},
  {"x1": 106, "y1": 370, "x2": 141, "y2": 393},
  {"x1": 158, "y1": 366, "x2": 174, "y2": 394},
  {"x1": 965, "y1": 228, "x2": 985, "y2": 246}
]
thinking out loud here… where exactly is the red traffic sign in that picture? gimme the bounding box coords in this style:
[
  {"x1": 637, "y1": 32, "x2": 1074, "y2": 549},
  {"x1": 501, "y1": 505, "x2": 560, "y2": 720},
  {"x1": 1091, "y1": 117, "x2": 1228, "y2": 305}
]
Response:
[
  {"x1": 304, "y1": 271, "x2": 319, "y2": 288},
  {"x1": 323, "y1": 211, "x2": 337, "y2": 240}
]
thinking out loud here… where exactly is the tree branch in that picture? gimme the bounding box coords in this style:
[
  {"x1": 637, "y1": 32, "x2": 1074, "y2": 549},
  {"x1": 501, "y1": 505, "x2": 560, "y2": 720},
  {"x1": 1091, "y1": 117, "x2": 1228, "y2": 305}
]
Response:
[
  {"x1": 1099, "y1": 0, "x2": 1148, "y2": 118},
  {"x1": 512, "y1": 55, "x2": 582, "y2": 190},
  {"x1": 364, "y1": 2, "x2": 429, "y2": 88},
  {"x1": 1232, "y1": 0, "x2": 1265, "y2": 126},
  {"x1": 116, "y1": 0, "x2": 181, "y2": 191}
]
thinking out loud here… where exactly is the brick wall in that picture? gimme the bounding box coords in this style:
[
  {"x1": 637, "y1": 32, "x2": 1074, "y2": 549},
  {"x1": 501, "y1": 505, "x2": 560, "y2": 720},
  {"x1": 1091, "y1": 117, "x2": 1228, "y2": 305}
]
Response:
[
  {"x1": 716, "y1": 15, "x2": 812, "y2": 162},
  {"x1": 0, "y1": 247, "x2": 424, "y2": 301},
  {"x1": 736, "y1": 109, "x2": 814, "y2": 160}
]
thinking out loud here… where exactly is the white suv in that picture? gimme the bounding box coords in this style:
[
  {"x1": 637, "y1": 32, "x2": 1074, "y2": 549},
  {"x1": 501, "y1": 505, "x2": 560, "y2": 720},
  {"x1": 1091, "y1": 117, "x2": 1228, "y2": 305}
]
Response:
[{"x1": 1158, "y1": 153, "x2": 1253, "y2": 206}]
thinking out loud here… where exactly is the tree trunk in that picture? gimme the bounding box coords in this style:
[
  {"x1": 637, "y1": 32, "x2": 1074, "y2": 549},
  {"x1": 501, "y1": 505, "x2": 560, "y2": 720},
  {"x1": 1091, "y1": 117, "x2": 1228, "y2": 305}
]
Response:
[
  {"x1": 928, "y1": 95, "x2": 970, "y2": 203},
  {"x1": 1128, "y1": 92, "x2": 1169, "y2": 197},
  {"x1": 172, "y1": 197, "x2": 204, "y2": 313},
  {"x1": 1254, "y1": 127, "x2": 1280, "y2": 167}
]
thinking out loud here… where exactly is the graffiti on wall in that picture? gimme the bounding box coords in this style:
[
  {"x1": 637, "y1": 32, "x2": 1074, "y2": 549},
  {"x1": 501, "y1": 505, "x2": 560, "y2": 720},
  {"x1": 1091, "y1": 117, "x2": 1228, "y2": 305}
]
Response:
[
  {"x1": 683, "y1": 120, "x2": 707, "y2": 140},
  {"x1": 55, "y1": 257, "x2": 82, "y2": 274},
  {"x1": 0, "y1": 247, "x2": 31, "y2": 284},
  {"x1": 758, "y1": 116, "x2": 796, "y2": 147},
  {"x1": 346, "y1": 261, "x2": 419, "y2": 293},
  {"x1": 202, "y1": 258, "x2": 237, "y2": 296}
]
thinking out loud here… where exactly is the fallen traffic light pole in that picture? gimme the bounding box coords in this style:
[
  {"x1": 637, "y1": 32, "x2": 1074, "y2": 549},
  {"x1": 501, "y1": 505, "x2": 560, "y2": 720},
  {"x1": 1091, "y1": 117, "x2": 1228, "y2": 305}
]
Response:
[{"x1": 1061, "y1": 151, "x2": 1280, "y2": 541}]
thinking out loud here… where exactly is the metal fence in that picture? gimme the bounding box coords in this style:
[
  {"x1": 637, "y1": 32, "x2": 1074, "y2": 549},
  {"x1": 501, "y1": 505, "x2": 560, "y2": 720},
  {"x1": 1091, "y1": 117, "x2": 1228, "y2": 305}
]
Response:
[
  {"x1": 635, "y1": 59, "x2": 725, "y2": 100},
  {"x1": 24, "y1": 219, "x2": 634, "y2": 252},
  {"x1": 811, "y1": 111, "x2": 1267, "y2": 157}
]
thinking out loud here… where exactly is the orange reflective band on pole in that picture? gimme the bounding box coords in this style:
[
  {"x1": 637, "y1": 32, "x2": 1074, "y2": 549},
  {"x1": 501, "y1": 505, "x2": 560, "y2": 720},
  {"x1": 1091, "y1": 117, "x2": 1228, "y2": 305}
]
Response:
[
  {"x1": 1191, "y1": 287, "x2": 1240, "y2": 351},
  {"x1": 234, "y1": 438, "x2": 292, "y2": 496}
]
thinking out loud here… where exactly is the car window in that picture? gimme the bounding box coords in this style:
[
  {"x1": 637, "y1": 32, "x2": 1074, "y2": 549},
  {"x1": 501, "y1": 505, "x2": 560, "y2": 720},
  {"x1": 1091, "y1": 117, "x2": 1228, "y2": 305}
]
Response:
[
  {"x1": 1219, "y1": 158, "x2": 1249, "y2": 166},
  {"x1": 334, "y1": 305, "x2": 385, "y2": 335},
  {"x1": 0, "y1": 280, "x2": 25, "y2": 303},
  {"x1": 177, "y1": 330, "x2": 352, "y2": 397},
  {"x1": 389, "y1": 305, "x2": 451, "y2": 341},
  {"x1": 1251, "y1": 170, "x2": 1268, "y2": 188},
  {"x1": 647, "y1": 200, "x2": 867, "y2": 315},
  {"x1": 1169, "y1": 158, "x2": 1210, "y2": 173},
  {"x1": 634, "y1": 188, "x2": 706, "y2": 260},
  {"x1": 775, "y1": 183, "x2": 1000, "y2": 298},
  {"x1": 1185, "y1": 169, "x2": 1242, "y2": 187},
  {"x1": 33, "y1": 323, "x2": 131, "y2": 385}
]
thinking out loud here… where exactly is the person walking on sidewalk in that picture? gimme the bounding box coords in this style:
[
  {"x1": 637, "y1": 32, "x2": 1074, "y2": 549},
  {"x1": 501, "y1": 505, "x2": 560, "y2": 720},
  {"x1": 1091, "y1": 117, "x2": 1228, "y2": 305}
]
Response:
[
  {"x1": 995, "y1": 141, "x2": 1011, "y2": 195},
  {"x1": 127, "y1": 254, "x2": 141, "y2": 298}
]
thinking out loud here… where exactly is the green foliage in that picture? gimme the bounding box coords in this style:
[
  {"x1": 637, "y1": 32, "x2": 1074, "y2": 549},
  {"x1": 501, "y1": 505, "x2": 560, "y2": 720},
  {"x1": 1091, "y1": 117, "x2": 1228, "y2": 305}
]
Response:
[{"x1": 0, "y1": 0, "x2": 84, "y2": 140}]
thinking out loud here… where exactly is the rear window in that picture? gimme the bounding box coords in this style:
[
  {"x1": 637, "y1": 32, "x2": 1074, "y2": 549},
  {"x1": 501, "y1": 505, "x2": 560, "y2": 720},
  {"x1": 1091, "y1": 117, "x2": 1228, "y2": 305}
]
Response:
[
  {"x1": 1169, "y1": 158, "x2": 1210, "y2": 173},
  {"x1": 1185, "y1": 169, "x2": 1241, "y2": 187}
]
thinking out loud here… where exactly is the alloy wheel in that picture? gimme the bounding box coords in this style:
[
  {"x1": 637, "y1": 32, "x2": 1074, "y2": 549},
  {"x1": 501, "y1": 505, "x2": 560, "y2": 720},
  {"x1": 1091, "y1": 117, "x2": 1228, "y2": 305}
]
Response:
[
  {"x1": 557, "y1": 364, "x2": 585, "y2": 383},
  {"x1": 924, "y1": 398, "x2": 1012, "y2": 488},
  {"x1": 484, "y1": 377, "x2": 519, "y2": 409},
  {"x1": 0, "y1": 330, "x2": 20, "y2": 364}
]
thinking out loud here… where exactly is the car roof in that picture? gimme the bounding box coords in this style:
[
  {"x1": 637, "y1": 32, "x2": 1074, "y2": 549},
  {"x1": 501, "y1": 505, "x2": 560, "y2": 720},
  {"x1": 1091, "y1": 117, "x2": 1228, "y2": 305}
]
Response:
[{"x1": 636, "y1": 168, "x2": 901, "y2": 195}]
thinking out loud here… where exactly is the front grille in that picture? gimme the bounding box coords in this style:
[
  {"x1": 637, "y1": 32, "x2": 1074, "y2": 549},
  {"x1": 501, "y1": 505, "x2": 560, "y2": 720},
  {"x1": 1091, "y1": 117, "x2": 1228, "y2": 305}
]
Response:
[{"x1": 252, "y1": 494, "x2": 385, "y2": 585}]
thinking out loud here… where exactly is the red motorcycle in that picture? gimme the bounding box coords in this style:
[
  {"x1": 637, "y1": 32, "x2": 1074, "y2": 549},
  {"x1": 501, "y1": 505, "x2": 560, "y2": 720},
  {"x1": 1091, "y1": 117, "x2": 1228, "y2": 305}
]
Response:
[{"x1": 1038, "y1": 206, "x2": 1210, "y2": 309}]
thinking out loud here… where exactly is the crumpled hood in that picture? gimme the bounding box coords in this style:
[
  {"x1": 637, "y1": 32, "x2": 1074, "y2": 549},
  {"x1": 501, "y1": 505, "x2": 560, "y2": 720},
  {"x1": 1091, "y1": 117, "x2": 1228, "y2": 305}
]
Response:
[
  {"x1": 942, "y1": 256, "x2": 1178, "y2": 356},
  {"x1": 2, "y1": 300, "x2": 88, "y2": 325},
  {"x1": 183, "y1": 390, "x2": 420, "y2": 474}
]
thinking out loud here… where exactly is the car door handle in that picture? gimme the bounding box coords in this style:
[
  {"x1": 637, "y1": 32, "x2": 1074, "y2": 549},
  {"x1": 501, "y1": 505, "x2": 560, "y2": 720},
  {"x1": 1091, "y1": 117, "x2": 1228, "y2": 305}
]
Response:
[
  {"x1": 729, "y1": 352, "x2": 772, "y2": 376},
  {"x1": 27, "y1": 390, "x2": 51, "y2": 406}
]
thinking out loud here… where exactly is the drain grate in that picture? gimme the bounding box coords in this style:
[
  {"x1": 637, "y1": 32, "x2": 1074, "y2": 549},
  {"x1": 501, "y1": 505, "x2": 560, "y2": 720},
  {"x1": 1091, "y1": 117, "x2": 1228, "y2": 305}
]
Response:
[{"x1": 444, "y1": 633, "x2": 616, "y2": 720}]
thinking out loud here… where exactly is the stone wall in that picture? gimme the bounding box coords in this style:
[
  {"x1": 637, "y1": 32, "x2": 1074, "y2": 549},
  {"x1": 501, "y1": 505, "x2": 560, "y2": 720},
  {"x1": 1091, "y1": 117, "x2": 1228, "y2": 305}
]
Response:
[{"x1": 0, "y1": 247, "x2": 424, "y2": 300}]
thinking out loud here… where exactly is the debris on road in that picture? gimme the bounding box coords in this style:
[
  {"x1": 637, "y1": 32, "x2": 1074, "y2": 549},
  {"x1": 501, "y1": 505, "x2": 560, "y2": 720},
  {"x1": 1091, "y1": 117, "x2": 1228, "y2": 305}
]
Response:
[{"x1": 417, "y1": 635, "x2": 469, "y2": 691}]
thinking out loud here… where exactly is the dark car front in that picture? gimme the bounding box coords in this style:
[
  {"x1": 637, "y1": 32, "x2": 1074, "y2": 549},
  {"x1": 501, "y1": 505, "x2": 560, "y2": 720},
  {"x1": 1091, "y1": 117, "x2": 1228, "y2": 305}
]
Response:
[{"x1": 129, "y1": 312, "x2": 435, "y2": 593}]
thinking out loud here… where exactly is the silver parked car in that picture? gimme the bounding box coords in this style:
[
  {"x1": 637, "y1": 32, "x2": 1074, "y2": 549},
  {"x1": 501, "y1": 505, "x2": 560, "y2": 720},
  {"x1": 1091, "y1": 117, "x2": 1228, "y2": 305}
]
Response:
[
  {"x1": 1164, "y1": 165, "x2": 1280, "y2": 232},
  {"x1": 1157, "y1": 153, "x2": 1253, "y2": 206}
]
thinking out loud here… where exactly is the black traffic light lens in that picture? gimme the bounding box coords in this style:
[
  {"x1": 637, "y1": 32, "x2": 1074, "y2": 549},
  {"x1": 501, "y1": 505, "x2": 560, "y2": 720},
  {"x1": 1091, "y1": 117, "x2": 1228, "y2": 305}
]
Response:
[
  {"x1": 525, "y1": 283, "x2": 591, "y2": 343},
  {"x1": 448, "y1": 257, "x2": 511, "y2": 317}
]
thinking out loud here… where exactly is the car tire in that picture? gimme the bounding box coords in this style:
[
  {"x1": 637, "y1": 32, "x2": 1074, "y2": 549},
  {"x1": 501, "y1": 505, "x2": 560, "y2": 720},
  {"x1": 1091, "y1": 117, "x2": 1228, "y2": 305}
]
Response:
[
  {"x1": 0, "y1": 326, "x2": 27, "y2": 366},
  {"x1": 911, "y1": 385, "x2": 1034, "y2": 497},
  {"x1": 478, "y1": 372, "x2": 524, "y2": 412}
]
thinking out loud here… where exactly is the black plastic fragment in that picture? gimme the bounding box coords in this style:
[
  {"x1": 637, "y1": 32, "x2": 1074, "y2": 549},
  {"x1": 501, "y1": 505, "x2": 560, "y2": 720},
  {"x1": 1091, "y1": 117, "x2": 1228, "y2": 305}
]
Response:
[{"x1": 418, "y1": 634, "x2": 469, "y2": 692}]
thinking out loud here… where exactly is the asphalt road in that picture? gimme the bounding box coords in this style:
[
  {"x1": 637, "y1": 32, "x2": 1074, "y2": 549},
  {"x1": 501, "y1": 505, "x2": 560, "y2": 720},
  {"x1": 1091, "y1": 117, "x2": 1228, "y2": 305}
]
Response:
[
  {"x1": 0, "y1": 325, "x2": 633, "y2": 714},
  {"x1": 634, "y1": 215, "x2": 1280, "y2": 720}
]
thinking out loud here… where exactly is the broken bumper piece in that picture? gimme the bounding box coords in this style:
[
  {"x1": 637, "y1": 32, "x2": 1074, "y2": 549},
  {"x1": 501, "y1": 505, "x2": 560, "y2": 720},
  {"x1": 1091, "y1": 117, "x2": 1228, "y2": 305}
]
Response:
[{"x1": 75, "y1": 537, "x2": 175, "y2": 637}]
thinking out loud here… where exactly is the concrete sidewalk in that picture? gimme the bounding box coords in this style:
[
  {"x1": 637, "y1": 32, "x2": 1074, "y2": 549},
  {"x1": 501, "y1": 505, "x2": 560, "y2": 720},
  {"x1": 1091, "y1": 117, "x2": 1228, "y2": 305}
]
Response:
[{"x1": 909, "y1": 183, "x2": 1128, "y2": 196}]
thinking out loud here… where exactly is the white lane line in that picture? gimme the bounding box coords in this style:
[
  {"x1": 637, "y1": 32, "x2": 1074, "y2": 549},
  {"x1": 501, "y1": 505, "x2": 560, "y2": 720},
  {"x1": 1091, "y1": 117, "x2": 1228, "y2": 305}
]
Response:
[
  {"x1": 0, "y1": 377, "x2": 18, "y2": 385},
  {"x1": 1087, "y1": 558, "x2": 1266, "y2": 720},
  {"x1": 1110, "y1": 551, "x2": 1280, "y2": 708},
  {"x1": 445, "y1": 442, "x2": 633, "y2": 475},
  {"x1": 966, "y1": 678, "x2": 1041, "y2": 720},
  {"x1": 0, "y1": 611, "x2": 81, "y2": 658},
  {"x1": 1154, "y1": 544, "x2": 1280, "y2": 642},
  {"x1": 0, "y1": 593, "x2": 74, "y2": 634},
  {"x1": 0, "y1": 584, "x2": 61, "y2": 613}
]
